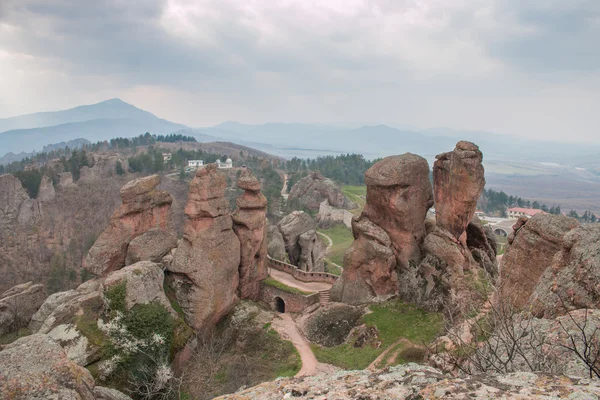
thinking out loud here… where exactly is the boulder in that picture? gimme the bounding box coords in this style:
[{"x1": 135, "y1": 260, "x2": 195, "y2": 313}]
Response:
[
  {"x1": 362, "y1": 153, "x2": 433, "y2": 269},
  {"x1": 0, "y1": 282, "x2": 46, "y2": 335},
  {"x1": 330, "y1": 215, "x2": 397, "y2": 304},
  {"x1": 214, "y1": 363, "x2": 600, "y2": 399},
  {"x1": 433, "y1": 141, "x2": 485, "y2": 243},
  {"x1": 47, "y1": 323, "x2": 101, "y2": 366},
  {"x1": 83, "y1": 174, "x2": 175, "y2": 276},
  {"x1": 37, "y1": 175, "x2": 56, "y2": 202},
  {"x1": 169, "y1": 164, "x2": 241, "y2": 331},
  {"x1": 231, "y1": 169, "x2": 268, "y2": 300},
  {"x1": 277, "y1": 211, "x2": 325, "y2": 271},
  {"x1": 94, "y1": 386, "x2": 133, "y2": 400},
  {"x1": 302, "y1": 303, "x2": 364, "y2": 347},
  {"x1": 0, "y1": 333, "x2": 96, "y2": 399},
  {"x1": 287, "y1": 171, "x2": 356, "y2": 211},
  {"x1": 500, "y1": 214, "x2": 579, "y2": 309},
  {"x1": 102, "y1": 261, "x2": 177, "y2": 317},
  {"x1": 125, "y1": 228, "x2": 178, "y2": 265},
  {"x1": 267, "y1": 223, "x2": 287, "y2": 261},
  {"x1": 530, "y1": 224, "x2": 600, "y2": 317}
]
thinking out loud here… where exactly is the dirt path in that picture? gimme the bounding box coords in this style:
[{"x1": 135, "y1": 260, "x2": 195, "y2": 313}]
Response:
[
  {"x1": 366, "y1": 338, "x2": 426, "y2": 371},
  {"x1": 316, "y1": 231, "x2": 344, "y2": 271},
  {"x1": 269, "y1": 268, "x2": 332, "y2": 293},
  {"x1": 272, "y1": 313, "x2": 318, "y2": 376}
]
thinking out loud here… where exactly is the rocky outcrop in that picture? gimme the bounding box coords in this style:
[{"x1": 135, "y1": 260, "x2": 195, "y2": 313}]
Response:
[
  {"x1": 215, "y1": 363, "x2": 600, "y2": 399},
  {"x1": 83, "y1": 175, "x2": 175, "y2": 276},
  {"x1": 79, "y1": 154, "x2": 128, "y2": 181},
  {"x1": 302, "y1": 303, "x2": 364, "y2": 347},
  {"x1": 0, "y1": 282, "x2": 46, "y2": 335},
  {"x1": 277, "y1": 211, "x2": 325, "y2": 272},
  {"x1": 433, "y1": 141, "x2": 486, "y2": 242},
  {"x1": 331, "y1": 154, "x2": 432, "y2": 304},
  {"x1": 103, "y1": 261, "x2": 177, "y2": 317},
  {"x1": 267, "y1": 223, "x2": 286, "y2": 261},
  {"x1": 0, "y1": 333, "x2": 96, "y2": 399},
  {"x1": 58, "y1": 171, "x2": 75, "y2": 187},
  {"x1": 169, "y1": 164, "x2": 241, "y2": 331},
  {"x1": 231, "y1": 168, "x2": 268, "y2": 300},
  {"x1": 125, "y1": 228, "x2": 178, "y2": 265},
  {"x1": 287, "y1": 171, "x2": 356, "y2": 211},
  {"x1": 0, "y1": 174, "x2": 42, "y2": 227},
  {"x1": 501, "y1": 214, "x2": 579, "y2": 309},
  {"x1": 37, "y1": 175, "x2": 56, "y2": 202}
]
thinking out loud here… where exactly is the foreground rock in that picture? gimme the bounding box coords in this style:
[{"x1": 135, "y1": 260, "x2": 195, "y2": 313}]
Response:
[
  {"x1": 332, "y1": 154, "x2": 432, "y2": 304},
  {"x1": 216, "y1": 363, "x2": 600, "y2": 399},
  {"x1": 0, "y1": 333, "x2": 131, "y2": 399},
  {"x1": 501, "y1": 213, "x2": 579, "y2": 309},
  {"x1": 83, "y1": 175, "x2": 175, "y2": 276},
  {"x1": 287, "y1": 171, "x2": 356, "y2": 211},
  {"x1": 0, "y1": 282, "x2": 46, "y2": 335},
  {"x1": 169, "y1": 164, "x2": 241, "y2": 331},
  {"x1": 232, "y1": 169, "x2": 268, "y2": 300},
  {"x1": 277, "y1": 211, "x2": 325, "y2": 271}
]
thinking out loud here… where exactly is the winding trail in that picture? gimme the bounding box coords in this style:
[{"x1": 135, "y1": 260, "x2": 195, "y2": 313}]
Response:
[
  {"x1": 272, "y1": 313, "x2": 318, "y2": 376},
  {"x1": 317, "y1": 231, "x2": 344, "y2": 271}
]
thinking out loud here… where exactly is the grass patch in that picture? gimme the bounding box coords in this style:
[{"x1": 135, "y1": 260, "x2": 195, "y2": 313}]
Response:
[
  {"x1": 0, "y1": 328, "x2": 32, "y2": 345},
  {"x1": 318, "y1": 224, "x2": 354, "y2": 267},
  {"x1": 311, "y1": 301, "x2": 443, "y2": 370},
  {"x1": 264, "y1": 277, "x2": 311, "y2": 295},
  {"x1": 342, "y1": 185, "x2": 367, "y2": 208},
  {"x1": 325, "y1": 261, "x2": 343, "y2": 276}
]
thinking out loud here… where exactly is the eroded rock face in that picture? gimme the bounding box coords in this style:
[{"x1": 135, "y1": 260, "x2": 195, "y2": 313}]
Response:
[
  {"x1": 267, "y1": 223, "x2": 286, "y2": 261},
  {"x1": 125, "y1": 228, "x2": 178, "y2": 265},
  {"x1": 232, "y1": 169, "x2": 268, "y2": 300},
  {"x1": 83, "y1": 175, "x2": 175, "y2": 276},
  {"x1": 433, "y1": 141, "x2": 485, "y2": 242},
  {"x1": 169, "y1": 164, "x2": 241, "y2": 331},
  {"x1": 277, "y1": 211, "x2": 325, "y2": 271},
  {"x1": 37, "y1": 175, "x2": 56, "y2": 202},
  {"x1": 0, "y1": 174, "x2": 42, "y2": 227},
  {"x1": 287, "y1": 171, "x2": 356, "y2": 211},
  {"x1": 302, "y1": 303, "x2": 364, "y2": 347},
  {"x1": 215, "y1": 363, "x2": 600, "y2": 400},
  {"x1": 0, "y1": 333, "x2": 96, "y2": 399},
  {"x1": 362, "y1": 154, "x2": 433, "y2": 269},
  {"x1": 501, "y1": 214, "x2": 579, "y2": 309},
  {"x1": 0, "y1": 282, "x2": 46, "y2": 335}
]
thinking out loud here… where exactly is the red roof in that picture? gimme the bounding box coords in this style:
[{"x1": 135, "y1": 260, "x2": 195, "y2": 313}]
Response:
[{"x1": 508, "y1": 207, "x2": 546, "y2": 216}]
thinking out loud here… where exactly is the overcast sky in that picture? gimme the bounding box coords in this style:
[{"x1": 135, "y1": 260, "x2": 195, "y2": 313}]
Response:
[{"x1": 0, "y1": 0, "x2": 599, "y2": 142}]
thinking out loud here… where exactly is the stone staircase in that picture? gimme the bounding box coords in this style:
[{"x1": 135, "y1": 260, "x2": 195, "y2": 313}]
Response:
[{"x1": 318, "y1": 289, "x2": 331, "y2": 306}]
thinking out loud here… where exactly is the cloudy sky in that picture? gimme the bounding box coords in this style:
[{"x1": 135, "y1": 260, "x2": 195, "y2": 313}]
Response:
[{"x1": 0, "y1": 0, "x2": 599, "y2": 142}]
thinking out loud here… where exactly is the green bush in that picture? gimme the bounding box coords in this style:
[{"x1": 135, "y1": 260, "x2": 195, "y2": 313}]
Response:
[{"x1": 104, "y1": 282, "x2": 127, "y2": 315}]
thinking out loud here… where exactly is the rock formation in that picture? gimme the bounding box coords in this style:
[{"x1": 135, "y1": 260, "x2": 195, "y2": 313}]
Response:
[
  {"x1": 231, "y1": 168, "x2": 268, "y2": 300},
  {"x1": 0, "y1": 282, "x2": 46, "y2": 335},
  {"x1": 37, "y1": 175, "x2": 56, "y2": 202},
  {"x1": 215, "y1": 364, "x2": 600, "y2": 399},
  {"x1": 0, "y1": 333, "x2": 131, "y2": 399},
  {"x1": 125, "y1": 228, "x2": 178, "y2": 265},
  {"x1": 433, "y1": 141, "x2": 486, "y2": 243},
  {"x1": 267, "y1": 223, "x2": 287, "y2": 261},
  {"x1": 287, "y1": 171, "x2": 356, "y2": 211},
  {"x1": 277, "y1": 211, "x2": 325, "y2": 271},
  {"x1": 500, "y1": 213, "x2": 579, "y2": 309},
  {"x1": 169, "y1": 164, "x2": 241, "y2": 331},
  {"x1": 83, "y1": 174, "x2": 176, "y2": 276},
  {"x1": 0, "y1": 174, "x2": 42, "y2": 227},
  {"x1": 331, "y1": 154, "x2": 432, "y2": 304}
]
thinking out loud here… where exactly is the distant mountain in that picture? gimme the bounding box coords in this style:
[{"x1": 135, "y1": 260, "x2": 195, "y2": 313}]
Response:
[
  {"x1": 0, "y1": 99, "x2": 186, "y2": 154},
  {"x1": 0, "y1": 138, "x2": 91, "y2": 165}
]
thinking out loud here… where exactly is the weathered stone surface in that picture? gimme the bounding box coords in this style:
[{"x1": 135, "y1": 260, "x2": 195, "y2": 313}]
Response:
[
  {"x1": 0, "y1": 174, "x2": 42, "y2": 227},
  {"x1": 501, "y1": 213, "x2": 579, "y2": 309},
  {"x1": 58, "y1": 171, "x2": 74, "y2": 187},
  {"x1": 433, "y1": 141, "x2": 485, "y2": 242},
  {"x1": 0, "y1": 282, "x2": 46, "y2": 335},
  {"x1": 83, "y1": 174, "x2": 175, "y2": 276},
  {"x1": 330, "y1": 215, "x2": 397, "y2": 304},
  {"x1": 125, "y1": 228, "x2": 178, "y2": 265},
  {"x1": 363, "y1": 153, "x2": 433, "y2": 269},
  {"x1": 215, "y1": 363, "x2": 600, "y2": 399},
  {"x1": 103, "y1": 261, "x2": 176, "y2": 317},
  {"x1": 302, "y1": 303, "x2": 364, "y2": 347},
  {"x1": 267, "y1": 223, "x2": 287, "y2": 261},
  {"x1": 467, "y1": 216, "x2": 498, "y2": 276},
  {"x1": 79, "y1": 154, "x2": 129, "y2": 182},
  {"x1": 169, "y1": 164, "x2": 241, "y2": 331},
  {"x1": 530, "y1": 224, "x2": 600, "y2": 317},
  {"x1": 277, "y1": 211, "x2": 325, "y2": 271},
  {"x1": 232, "y1": 169, "x2": 268, "y2": 301},
  {"x1": 37, "y1": 175, "x2": 56, "y2": 202},
  {"x1": 47, "y1": 323, "x2": 100, "y2": 366},
  {"x1": 0, "y1": 333, "x2": 96, "y2": 399},
  {"x1": 287, "y1": 171, "x2": 356, "y2": 211},
  {"x1": 94, "y1": 386, "x2": 133, "y2": 400}
]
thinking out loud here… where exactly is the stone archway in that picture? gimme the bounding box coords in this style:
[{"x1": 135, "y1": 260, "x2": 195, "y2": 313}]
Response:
[{"x1": 275, "y1": 297, "x2": 286, "y2": 313}]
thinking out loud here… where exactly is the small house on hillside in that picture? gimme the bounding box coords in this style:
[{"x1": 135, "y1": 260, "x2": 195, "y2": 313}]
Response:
[
  {"x1": 507, "y1": 207, "x2": 546, "y2": 219},
  {"x1": 217, "y1": 158, "x2": 233, "y2": 169},
  {"x1": 162, "y1": 153, "x2": 172, "y2": 162},
  {"x1": 188, "y1": 160, "x2": 204, "y2": 168}
]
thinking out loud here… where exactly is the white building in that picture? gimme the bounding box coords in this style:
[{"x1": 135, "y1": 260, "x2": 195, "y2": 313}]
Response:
[
  {"x1": 217, "y1": 158, "x2": 233, "y2": 169},
  {"x1": 162, "y1": 153, "x2": 172, "y2": 162},
  {"x1": 188, "y1": 160, "x2": 204, "y2": 167}
]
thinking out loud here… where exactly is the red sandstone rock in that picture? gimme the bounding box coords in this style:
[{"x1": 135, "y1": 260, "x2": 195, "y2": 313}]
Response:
[
  {"x1": 169, "y1": 164, "x2": 241, "y2": 331},
  {"x1": 83, "y1": 175, "x2": 174, "y2": 276},
  {"x1": 433, "y1": 141, "x2": 485, "y2": 243},
  {"x1": 287, "y1": 170, "x2": 356, "y2": 211},
  {"x1": 232, "y1": 169, "x2": 268, "y2": 301}
]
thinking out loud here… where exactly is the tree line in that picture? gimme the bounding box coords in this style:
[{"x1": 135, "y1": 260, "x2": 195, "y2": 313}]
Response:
[{"x1": 285, "y1": 153, "x2": 378, "y2": 188}]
